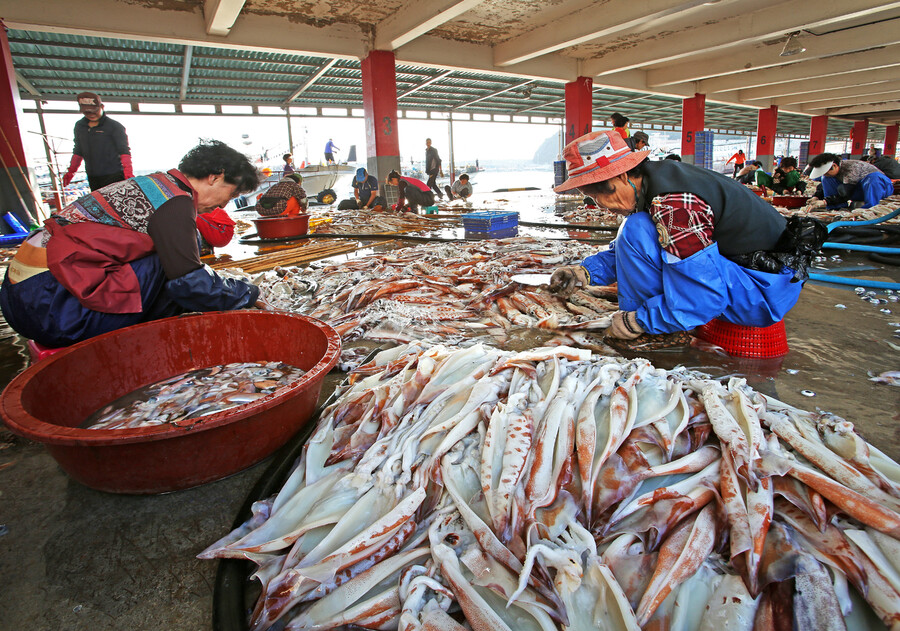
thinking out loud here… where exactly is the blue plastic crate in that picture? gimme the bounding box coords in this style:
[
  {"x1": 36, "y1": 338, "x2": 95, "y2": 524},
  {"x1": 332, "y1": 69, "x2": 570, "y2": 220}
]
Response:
[
  {"x1": 465, "y1": 226, "x2": 518, "y2": 240},
  {"x1": 461, "y1": 211, "x2": 519, "y2": 233}
]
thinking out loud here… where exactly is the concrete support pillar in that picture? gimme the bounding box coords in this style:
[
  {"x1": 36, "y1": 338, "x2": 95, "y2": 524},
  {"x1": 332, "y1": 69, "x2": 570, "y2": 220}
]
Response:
[
  {"x1": 361, "y1": 50, "x2": 400, "y2": 180},
  {"x1": 809, "y1": 115, "x2": 828, "y2": 159},
  {"x1": 564, "y1": 76, "x2": 592, "y2": 145},
  {"x1": 285, "y1": 108, "x2": 293, "y2": 154},
  {"x1": 885, "y1": 124, "x2": 898, "y2": 159},
  {"x1": 680, "y1": 93, "x2": 705, "y2": 166},
  {"x1": 756, "y1": 105, "x2": 778, "y2": 172},
  {"x1": 849, "y1": 119, "x2": 869, "y2": 159},
  {"x1": 0, "y1": 20, "x2": 38, "y2": 227}
]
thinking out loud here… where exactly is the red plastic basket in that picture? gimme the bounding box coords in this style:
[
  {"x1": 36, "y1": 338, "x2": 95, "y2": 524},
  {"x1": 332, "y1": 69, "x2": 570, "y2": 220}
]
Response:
[
  {"x1": 694, "y1": 318, "x2": 788, "y2": 358},
  {"x1": 26, "y1": 339, "x2": 65, "y2": 363}
]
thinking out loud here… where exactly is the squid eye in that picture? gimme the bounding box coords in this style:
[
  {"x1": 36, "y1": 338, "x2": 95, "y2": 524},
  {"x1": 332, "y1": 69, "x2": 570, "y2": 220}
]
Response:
[{"x1": 444, "y1": 534, "x2": 459, "y2": 545}]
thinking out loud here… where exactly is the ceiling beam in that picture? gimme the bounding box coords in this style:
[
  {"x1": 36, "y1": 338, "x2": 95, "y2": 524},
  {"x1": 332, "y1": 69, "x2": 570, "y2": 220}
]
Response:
[
  {"x1": 14, "y1": 70, "x2": 42, "y2": 97},
  {"x1": 283, "y1": 59, "x2": 338, "y2": 105},
  {"x1": 802, "y1": 95, "x2": 900, "y2": 112},
  {"x1": 494, "y1": 0, "x2": 711, "y2": 67},
  {"x1": 203, "y1": 0, "x2": 246, "y2": 37},
  {"x1": 785, "y1": 84, "x2": 900, "y2": 107},
  {"x1": 698, "y1": 45, "x2": 900, "y2": 94},
  {"x1": 823, "y1": 100, "x2": 900, "y2": 116},
  {"x1": 453, "y1": 80, "x2": 534, "y2": 110},
  {"x1": 3, "y1": 0, "x2": 367, "y2": 59},
  {"x1": 374, "y1": 0, "x2": 485, "y2": 50},
  {"x1": 398, "y1": 69, "x2": 455, "y2": 99},
  {"x1": 179, "y1": 45, "x2": 193, "y2": 101},
  {"x1": 741, "y1": 67, "x2": 900, "y2": 101},
  {"x1": 652, "y1": 23, "x2": 900, "y2": 90}
]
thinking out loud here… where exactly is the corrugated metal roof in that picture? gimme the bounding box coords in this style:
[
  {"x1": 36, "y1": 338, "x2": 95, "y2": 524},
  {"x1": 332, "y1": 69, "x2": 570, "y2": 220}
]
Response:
[{"x1": 9, "y1": 29, "x2": 853, "y2": 139}]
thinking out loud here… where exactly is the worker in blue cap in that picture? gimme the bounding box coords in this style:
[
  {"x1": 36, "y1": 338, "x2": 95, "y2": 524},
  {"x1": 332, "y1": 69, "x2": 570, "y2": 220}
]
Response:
[{"x1": 352, "y1": 167, "x2": 380, "y2": 210}]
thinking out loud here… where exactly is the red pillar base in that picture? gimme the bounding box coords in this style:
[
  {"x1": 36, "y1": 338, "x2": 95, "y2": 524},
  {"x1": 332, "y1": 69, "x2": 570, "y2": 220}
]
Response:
[
  {"x1": 885, "y1": 124, "x2": 899, "y2": 159},
  {"x1": 681, "y1": 93, "x2": 705, "y2": 166},
  {"x1": 808, "y1": 115, "x2": 828, "y2": 166},
  {"x1": 564, "y1": 77, "x2": 592, "y2": 145},
  {"x1": 361, "y1": 50, "x2": 401, "y2": 181},
  {"x1": 756, "y1": 106, "x2": 778, "y2": 172},
  {"x1": 850, "y1": 119, "x2": 869, "y2": 160}
]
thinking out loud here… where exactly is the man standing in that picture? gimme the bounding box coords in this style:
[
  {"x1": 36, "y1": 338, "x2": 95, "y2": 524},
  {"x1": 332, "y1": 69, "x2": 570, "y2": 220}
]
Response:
[
  {"x1": 62, "y1": 92, "x2": 132, "y2": 191},
  {"x1": 324, "y1": 139, "x2": 339, "y2": 164},
  {"x1": 725, "y1": 149, "x2": 746, "y2": 178},
  {"x1": 425, "y1": 138, "x2": 444, "y2": 199}
]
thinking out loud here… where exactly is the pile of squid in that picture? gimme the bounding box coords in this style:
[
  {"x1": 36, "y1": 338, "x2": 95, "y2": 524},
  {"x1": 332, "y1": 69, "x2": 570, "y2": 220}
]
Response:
[
  {"x1": 223, "y1": 238, "x2": 616, "y2": 346},
  {"x1": 309, "y1": 208, "x2": 442, "y2": 236},
  {"x1": 779, "y1": 195, "x2": 900, "y2": 224},
  {"x1": 200, "y1": 343, "x2": 900, "y2": 631},
  {"x1": 561, "y1": 206, "x2": 622, "y2": 226}
]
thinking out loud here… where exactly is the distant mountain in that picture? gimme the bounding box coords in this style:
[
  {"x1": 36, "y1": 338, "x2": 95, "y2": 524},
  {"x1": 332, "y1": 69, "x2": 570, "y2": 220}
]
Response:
[{"x1": 533, "y1": 133, "x2": 563, "y2": 164}]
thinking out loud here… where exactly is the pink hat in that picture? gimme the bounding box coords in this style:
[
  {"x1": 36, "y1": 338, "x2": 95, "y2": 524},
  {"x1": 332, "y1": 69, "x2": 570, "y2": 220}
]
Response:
[{"x1": 554, "y1": 130, "x2": 650, "y2": 193}]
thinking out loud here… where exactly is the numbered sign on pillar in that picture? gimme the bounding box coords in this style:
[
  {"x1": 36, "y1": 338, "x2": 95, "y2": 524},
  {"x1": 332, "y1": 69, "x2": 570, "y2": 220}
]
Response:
[{"x1": 683, "y1": 129, "x2": 694, "y2": 151}]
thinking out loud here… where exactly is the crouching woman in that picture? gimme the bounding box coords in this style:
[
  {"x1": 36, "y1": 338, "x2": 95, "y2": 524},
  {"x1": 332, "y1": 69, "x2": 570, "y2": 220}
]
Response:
[
  {"x1": 550, "y1": 131, "x2": 822, "y2": 351},
  {"x1": 1, "y1": 140, "x2": 269, "y2": 348}
]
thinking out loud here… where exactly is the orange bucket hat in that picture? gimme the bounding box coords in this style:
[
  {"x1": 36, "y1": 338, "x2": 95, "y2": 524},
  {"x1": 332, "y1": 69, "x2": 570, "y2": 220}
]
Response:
[{"x1": 554, "y1": 130, "x2": 650, "y2": 193}]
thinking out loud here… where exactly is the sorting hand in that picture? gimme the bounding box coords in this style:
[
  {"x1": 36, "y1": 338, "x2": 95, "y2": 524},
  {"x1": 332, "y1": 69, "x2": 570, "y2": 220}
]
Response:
[
  {"x1": 548, "y1": 265, "x2": 589, "y2": 297},
  {"x1": 608, "y1": 310, "x2": 643, "y2": 340}
]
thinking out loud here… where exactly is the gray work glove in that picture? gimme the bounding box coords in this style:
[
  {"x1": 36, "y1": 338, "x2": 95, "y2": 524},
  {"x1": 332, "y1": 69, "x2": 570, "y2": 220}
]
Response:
[
  {"x1": 549, "y1": 265, "x2": 589, "y2": 297},
  {"x1": 608, "y1": 310, "x2": 643, "y2": 340}
]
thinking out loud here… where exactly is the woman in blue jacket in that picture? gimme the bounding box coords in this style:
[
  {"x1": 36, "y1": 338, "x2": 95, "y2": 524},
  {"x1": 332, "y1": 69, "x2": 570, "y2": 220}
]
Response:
[{"x1": 550, "y1": 130, "x2": 817, "y2": 350}]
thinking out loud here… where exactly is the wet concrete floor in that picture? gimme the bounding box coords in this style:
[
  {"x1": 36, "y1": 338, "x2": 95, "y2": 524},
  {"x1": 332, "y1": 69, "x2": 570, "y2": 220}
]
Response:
[{"x1": 0, "y1": 188, "x2": 898, "y2": 630}]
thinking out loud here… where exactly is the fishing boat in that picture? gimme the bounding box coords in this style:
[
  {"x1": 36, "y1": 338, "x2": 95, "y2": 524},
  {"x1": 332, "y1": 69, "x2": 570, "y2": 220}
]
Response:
[{"x1": 231, "y1": 163, "x2": 356, "y2": 209}]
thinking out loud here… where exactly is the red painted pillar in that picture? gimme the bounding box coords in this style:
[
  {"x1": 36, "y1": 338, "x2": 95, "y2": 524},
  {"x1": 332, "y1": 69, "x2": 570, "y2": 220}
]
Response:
[
  {"x1": 809, "y1": 115, "x2": 828, "y2": 163},
  {"x1": 885, "y1": 124, "x2": 899, "y2": 158},
  {"x1": 361, "y1": 50, "x2": 400, "y2": 180},
  {"x1": 680, "y1": 93, "x2": 705, "y2": 166},
  {"x1": 756, "y1": 105, "x2": 778, "y2": 172},
  {"x1": 849, "y1": 119, "x2": 869, "y2": 159},
  {"x1": 564, "y1": 77, "x2": 592, "y2": 145},
  {"x1": 0, "y1": 20, "x2": 37, "y2": 226}
]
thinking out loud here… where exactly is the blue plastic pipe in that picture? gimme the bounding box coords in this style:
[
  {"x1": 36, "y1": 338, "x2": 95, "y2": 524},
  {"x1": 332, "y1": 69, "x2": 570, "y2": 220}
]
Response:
[
  {"x1": 808, "y1": 273, "x2": 900, "y2": 290},
  {"x1": 822, "y1": 242, "x2": 900, "y2": 254},
  {"x1": 3, "y1": 211, "x2": 28, "y2": 234},
  {"x1": 826, "y1": 207, "x2": 900, "y2": 232}
]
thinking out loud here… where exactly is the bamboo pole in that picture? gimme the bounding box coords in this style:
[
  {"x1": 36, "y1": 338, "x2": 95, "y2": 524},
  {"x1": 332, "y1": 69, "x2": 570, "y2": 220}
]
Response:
[{"x1": 210, "y1": 239, "x2": 371, "y2": 273}]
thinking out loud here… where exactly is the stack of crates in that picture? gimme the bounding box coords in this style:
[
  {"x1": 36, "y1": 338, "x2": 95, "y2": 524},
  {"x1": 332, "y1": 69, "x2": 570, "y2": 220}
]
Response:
[
  {"x1": 798, "y1": 141, "x2": 810, "y2": 170},
  {"x1": 461, "y1": 211, "x2": 519, "y2": 239},
  {"x1": 693, "y1": 131, "x2": 715, "y2": 170}
]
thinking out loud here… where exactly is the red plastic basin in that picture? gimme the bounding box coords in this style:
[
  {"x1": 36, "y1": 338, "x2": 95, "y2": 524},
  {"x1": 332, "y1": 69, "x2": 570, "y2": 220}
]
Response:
[
  {"x1": 0, "y1": 311, "x2": 341, "y2": 494},
  {"x1": 772, "y1": 195, "x2": 808, "y2": 208},
  {"x1": 253, "y1": 214, "x2": 310, "y2": 239}
]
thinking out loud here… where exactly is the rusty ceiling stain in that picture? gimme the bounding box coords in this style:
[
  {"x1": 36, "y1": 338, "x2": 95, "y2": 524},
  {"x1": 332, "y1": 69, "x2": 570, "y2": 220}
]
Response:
[
  {"x1": 242, "y1": 0, "x2": 401, "y2": 28},
  {"x1": 430, "y1": 0, "x2": 554, "y2": 45},
  {"x1": 122, "y1": 0, "x2": 200, "y2": 11}
]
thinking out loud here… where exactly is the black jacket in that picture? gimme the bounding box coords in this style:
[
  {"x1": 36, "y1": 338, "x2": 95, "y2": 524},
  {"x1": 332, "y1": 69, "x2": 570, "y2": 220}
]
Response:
[
  {"x1": 639, "y1": 160, "x2": 786, "y2": 256},
  {"x1": 73, "y1": 114, "x2": 131, "y2": 176},
  {"x1": 872, "y1": 155, "x2": 900, "y2": 179}
]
